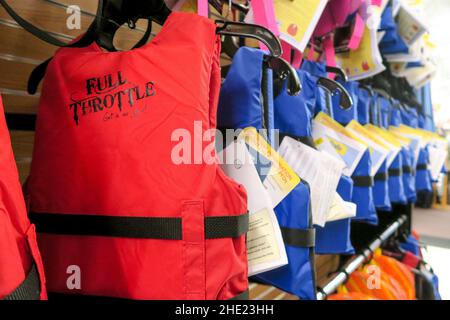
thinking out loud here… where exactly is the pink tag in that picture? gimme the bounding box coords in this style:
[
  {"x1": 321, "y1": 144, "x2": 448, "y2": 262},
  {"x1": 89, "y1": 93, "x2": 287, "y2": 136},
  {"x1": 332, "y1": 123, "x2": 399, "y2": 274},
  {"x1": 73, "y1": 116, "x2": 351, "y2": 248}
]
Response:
[
  {"x1": 348, "y1": 13, "x2": 365, "y2": 50},
  {"x1": 323, "y1": 36, "x2": 337, "y2": 79},
  {"x1": 251, "y1": 0, "x2": 280, "y2": 36},
  {"x1": 197, "y1": 0, "x2": 208, "y2": 17}
]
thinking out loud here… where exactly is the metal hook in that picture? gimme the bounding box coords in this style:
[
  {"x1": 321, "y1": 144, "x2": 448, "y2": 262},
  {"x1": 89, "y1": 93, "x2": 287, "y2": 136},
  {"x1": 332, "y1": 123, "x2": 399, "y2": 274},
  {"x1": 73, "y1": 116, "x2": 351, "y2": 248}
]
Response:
[{"x1": 127, "y1": 19, "x2": 136, "y2": 29}]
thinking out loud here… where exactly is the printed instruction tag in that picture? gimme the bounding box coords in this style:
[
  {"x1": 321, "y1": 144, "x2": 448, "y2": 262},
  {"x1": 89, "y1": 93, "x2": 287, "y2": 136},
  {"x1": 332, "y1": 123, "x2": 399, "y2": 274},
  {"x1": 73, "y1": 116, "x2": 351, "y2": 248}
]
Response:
[
  {"x1": 326, "y1": 193, "x2": 357, "y2": 222},
  {"x1": 241, "y1": 127, "x2": 301, "y2": 208},
  {"x1": 347, "y1": 120, "x2": 390, "y2": 176},
  {"x1": 278, "y1": 136, "x2": 345, "y2": 227},
  {"x1": 313, "y1": 113, "x2": 367, "y2": 176},
  {"x1": 365, "y1": 124, "x2": 402, "y2": 168},
  {"x1": 219, "y1": 139, "x2": 288, "y2": 276},
  {"x1": 273, "y1": 0, "x2": 328, "y2": 52},
  {"x1": 390, "y1": 126, "x2": 422, "y2": 168}
]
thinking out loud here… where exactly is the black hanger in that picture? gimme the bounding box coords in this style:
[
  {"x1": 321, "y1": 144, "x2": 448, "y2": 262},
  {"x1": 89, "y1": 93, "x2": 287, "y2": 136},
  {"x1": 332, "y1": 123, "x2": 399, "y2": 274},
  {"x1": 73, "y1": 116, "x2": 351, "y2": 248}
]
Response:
[
  {"x1": 317, "y1": 77, "x2": 353, "y2": 109},
  {"x1": 265, "y1": 56, "x2": 302, "y2": 96},
  {"x1": 325, "y1": 66, "x2": 348, "y2": 82},
  {"x1": 24, "y1": 0, "x2": 284, "y2": 94},
  {"x1": 215, "y1": 20, "x2": 282, "y2": 57}
]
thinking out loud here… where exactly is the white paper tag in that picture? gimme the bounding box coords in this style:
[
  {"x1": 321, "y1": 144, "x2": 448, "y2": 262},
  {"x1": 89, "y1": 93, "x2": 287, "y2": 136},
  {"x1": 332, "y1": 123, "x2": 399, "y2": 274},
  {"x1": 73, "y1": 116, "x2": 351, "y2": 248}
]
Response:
[
  {"x1": 312, "y1": 121, "x2": 367, "y2": 177},
  {"x1": 219, "y1": 140, "x2": 288, "y2": 276},
  {"x1": 346, "y1": 125, "x2": 389, "y2": 177},
  {"x1": 326, "y1": 193, "x2": 357, "y2": 222},
  {"x1": 278, "y1": 137, "x2": 345, "y2": 227},
  {"x1": 428, "y1": 145, "x2": 448, "y2": 181}
]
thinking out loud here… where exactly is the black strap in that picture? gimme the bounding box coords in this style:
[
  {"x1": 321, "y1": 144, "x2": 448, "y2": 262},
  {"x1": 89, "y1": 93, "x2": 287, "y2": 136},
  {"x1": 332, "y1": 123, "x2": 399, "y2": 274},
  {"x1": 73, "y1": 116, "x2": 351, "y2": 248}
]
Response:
[
  {"x1": 29, "y1": 212, "x2": 248, "y2": 240},
  {"x1": 388, "y1": 168, "x2": 403, "y2": 177},
  {"x1": 0, "y1": 0, "x2": 66, "y2": 46},
  {"x1": 417, "y1": 163, "x2": 428, "y2": 171},
  {"x1": 403, "y1": 166, "x2": 413, "y2": 175},
  {"x1": 229, "y1": 290, "x2": 249, "y2": 300},
  {"x1": 278, "y1": 133, "x2": 316, "y2": 149},
  {"x1": 374, "y1": 172, "x2": 388, "y2": 182},
  {"x1": 280, "y1": 227, "x2": 315, "y2": 248},
  {"x1": 352, "y1": 176, "x2": 374, "y2": 187},
  {"x1": 205, "y1": 214, "x2": 249, "y2": 239},
  {"x1": 5, "y1": 113, "x2": 36, "y2": 131},
  {"x1": 4, "y1": 265, "x2": 41, "y2": 300}
]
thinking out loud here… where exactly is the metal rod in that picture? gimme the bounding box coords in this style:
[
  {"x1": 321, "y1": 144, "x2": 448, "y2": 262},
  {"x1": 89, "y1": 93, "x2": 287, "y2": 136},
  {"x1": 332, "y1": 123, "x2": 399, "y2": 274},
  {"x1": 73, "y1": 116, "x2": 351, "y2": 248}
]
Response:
[{"x1": 317, "y1": 215, "x2": 408, "y2": 300}]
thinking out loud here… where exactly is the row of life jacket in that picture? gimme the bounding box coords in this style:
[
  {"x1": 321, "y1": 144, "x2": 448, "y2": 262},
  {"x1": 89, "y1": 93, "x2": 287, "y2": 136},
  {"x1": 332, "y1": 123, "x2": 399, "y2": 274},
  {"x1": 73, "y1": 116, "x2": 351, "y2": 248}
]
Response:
[{"x1": 215, "y1": 45, "x2": 438, "y2": 300}]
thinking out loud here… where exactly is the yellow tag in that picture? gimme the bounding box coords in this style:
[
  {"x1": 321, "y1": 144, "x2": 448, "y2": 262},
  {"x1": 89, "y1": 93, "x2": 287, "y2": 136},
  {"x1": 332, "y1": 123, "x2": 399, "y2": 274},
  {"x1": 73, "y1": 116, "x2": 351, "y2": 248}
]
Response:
[
  {"x1": 241, "y1": 127, "x2": 301, "y2": 194},
  {"x1": 388, "y1": 128, "x2": 412, "y2": 146},
  {"x1": 273, "y1": 0, "x2": 328, "y2": 51},
  {"x1": 315, "y1": 113, "x2": 368, "y2": 147},
  {"x1": 314, "y1": 137, "x2": 324, "y2": 146},
  {"x1": 328, "y1": 136, "x2": 348, "y2": 156},
  {"x1": 365, "y1": 124, "x2": 403, "y2": 148},
  {"x1": 347, "y1": 120, "x2": 390, "y2": 150}
]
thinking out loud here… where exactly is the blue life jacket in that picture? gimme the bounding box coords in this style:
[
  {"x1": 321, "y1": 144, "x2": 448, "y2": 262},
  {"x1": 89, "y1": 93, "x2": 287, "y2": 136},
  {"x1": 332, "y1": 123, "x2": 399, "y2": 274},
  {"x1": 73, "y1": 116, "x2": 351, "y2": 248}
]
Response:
[
  {"x1": 374, "y1": 160, "x2": 392, "y2": 211},
  {"x1": 401, "y1": 147, "x2": 417, "y2": 203},
  {"x1": 391, "y1": 103, "x2": 417, "y2": 203},
  {"x1": 401, "y1": 235, "x2": 422, "y2": 257},
  {"x1": 377, "y1": 97, "x2": 407, "y2": 205},
  {"x1": 379, "y1": 4, "x2": 410, "y2": 54},
  {"x1": 315, "y1": 175, "x2": 355, "y2": 255},
  {"x1": 400, "y1": 105, "x2": 419, "y2": 128},
  {"x1": 416, "y1": 148, "x2": 432, "y2": 193},
  {"x1": 301, "y1": 60, "x2": 354, "y2": 255},
  {"x1": 362, "y1": 91, "x2": 391, "y2": 211},
  {"x1": 357, "y1": 87, "x2": 371, "y2": 125},
  {"x1": 217, "y1": 47, "x2": 275, "y2": 143},
  {"x1": 218, "y1": 48, "x2": 316, "y2": 300},
  {"x1": 252, "y1": 65, "x2": 317, "y2": 300},
  {"x1": 332, "y1": 80, "x2": 359, "y2": 125},
  {"x1": 334, "y1": 85, "x2": 377, "y2": 225}
]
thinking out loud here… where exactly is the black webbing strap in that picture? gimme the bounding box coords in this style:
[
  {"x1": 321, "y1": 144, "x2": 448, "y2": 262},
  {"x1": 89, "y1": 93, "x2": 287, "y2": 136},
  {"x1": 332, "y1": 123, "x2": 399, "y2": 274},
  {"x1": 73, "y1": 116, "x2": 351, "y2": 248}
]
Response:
[
  {"x1": 29, "y1": 212, "x2": 248, "y2": 240},
  {"x1": 388, "y1": 168, "x2": 403, "y2": 177},
  {"x1": 278, "y1": 133, "x2": 316, "y2": 149},
  {"x1": 403, "y1": 166, "x2": 413, "y2": 175},
  {"x1": 417, "y1": 163, "x2": 428, "y2": 171},
  {"x1": 280, "y1": 227, "x2": 315, "y2": 248},
  {"x1": 352, "y1": 176, "x2": 374, "y2": 187},
  {"x1": 0, "y1": 0, "x2": 66, "y2": 46},
  {"x1": 229, "y1": 290, "x2": 249, "y2": 300},
  {"x1": 375, "y1": 172, "x2": 388, "y2": 181},
  {"x1": 205, "y1": 214, "x2": 249, "y2": 239},
  {"x1": 4, "y1": 265, "x2": 41, "y2": 300}
]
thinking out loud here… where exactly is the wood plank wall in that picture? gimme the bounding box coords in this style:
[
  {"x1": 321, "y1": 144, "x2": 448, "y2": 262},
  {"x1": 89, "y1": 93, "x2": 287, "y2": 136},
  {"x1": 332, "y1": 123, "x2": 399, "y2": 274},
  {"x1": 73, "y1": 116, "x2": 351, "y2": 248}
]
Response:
[{"x1": 0, "y1": 0, "x2": 341, "y2": 300}]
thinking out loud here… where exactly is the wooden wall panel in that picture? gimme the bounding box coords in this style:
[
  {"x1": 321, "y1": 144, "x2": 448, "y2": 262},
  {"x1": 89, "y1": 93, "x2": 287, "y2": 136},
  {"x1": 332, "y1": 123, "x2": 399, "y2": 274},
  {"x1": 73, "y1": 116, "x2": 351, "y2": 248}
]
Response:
[
  {"x1": 1, "y1": 93, "x2": 39, "y2": 114},
  {"x1": 0, "y1": 60, "x2": 36, "y2": 91}
]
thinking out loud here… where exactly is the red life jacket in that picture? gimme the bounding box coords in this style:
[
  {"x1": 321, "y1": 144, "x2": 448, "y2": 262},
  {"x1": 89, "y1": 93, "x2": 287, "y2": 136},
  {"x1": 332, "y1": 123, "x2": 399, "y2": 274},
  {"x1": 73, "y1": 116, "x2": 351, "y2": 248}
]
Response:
[
  {"x1": 0, "y1": 95, "x2": 47, "y2": 300},
  {"x1": 25, "y1": 12, "x2": 248, "y2": 300}
]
